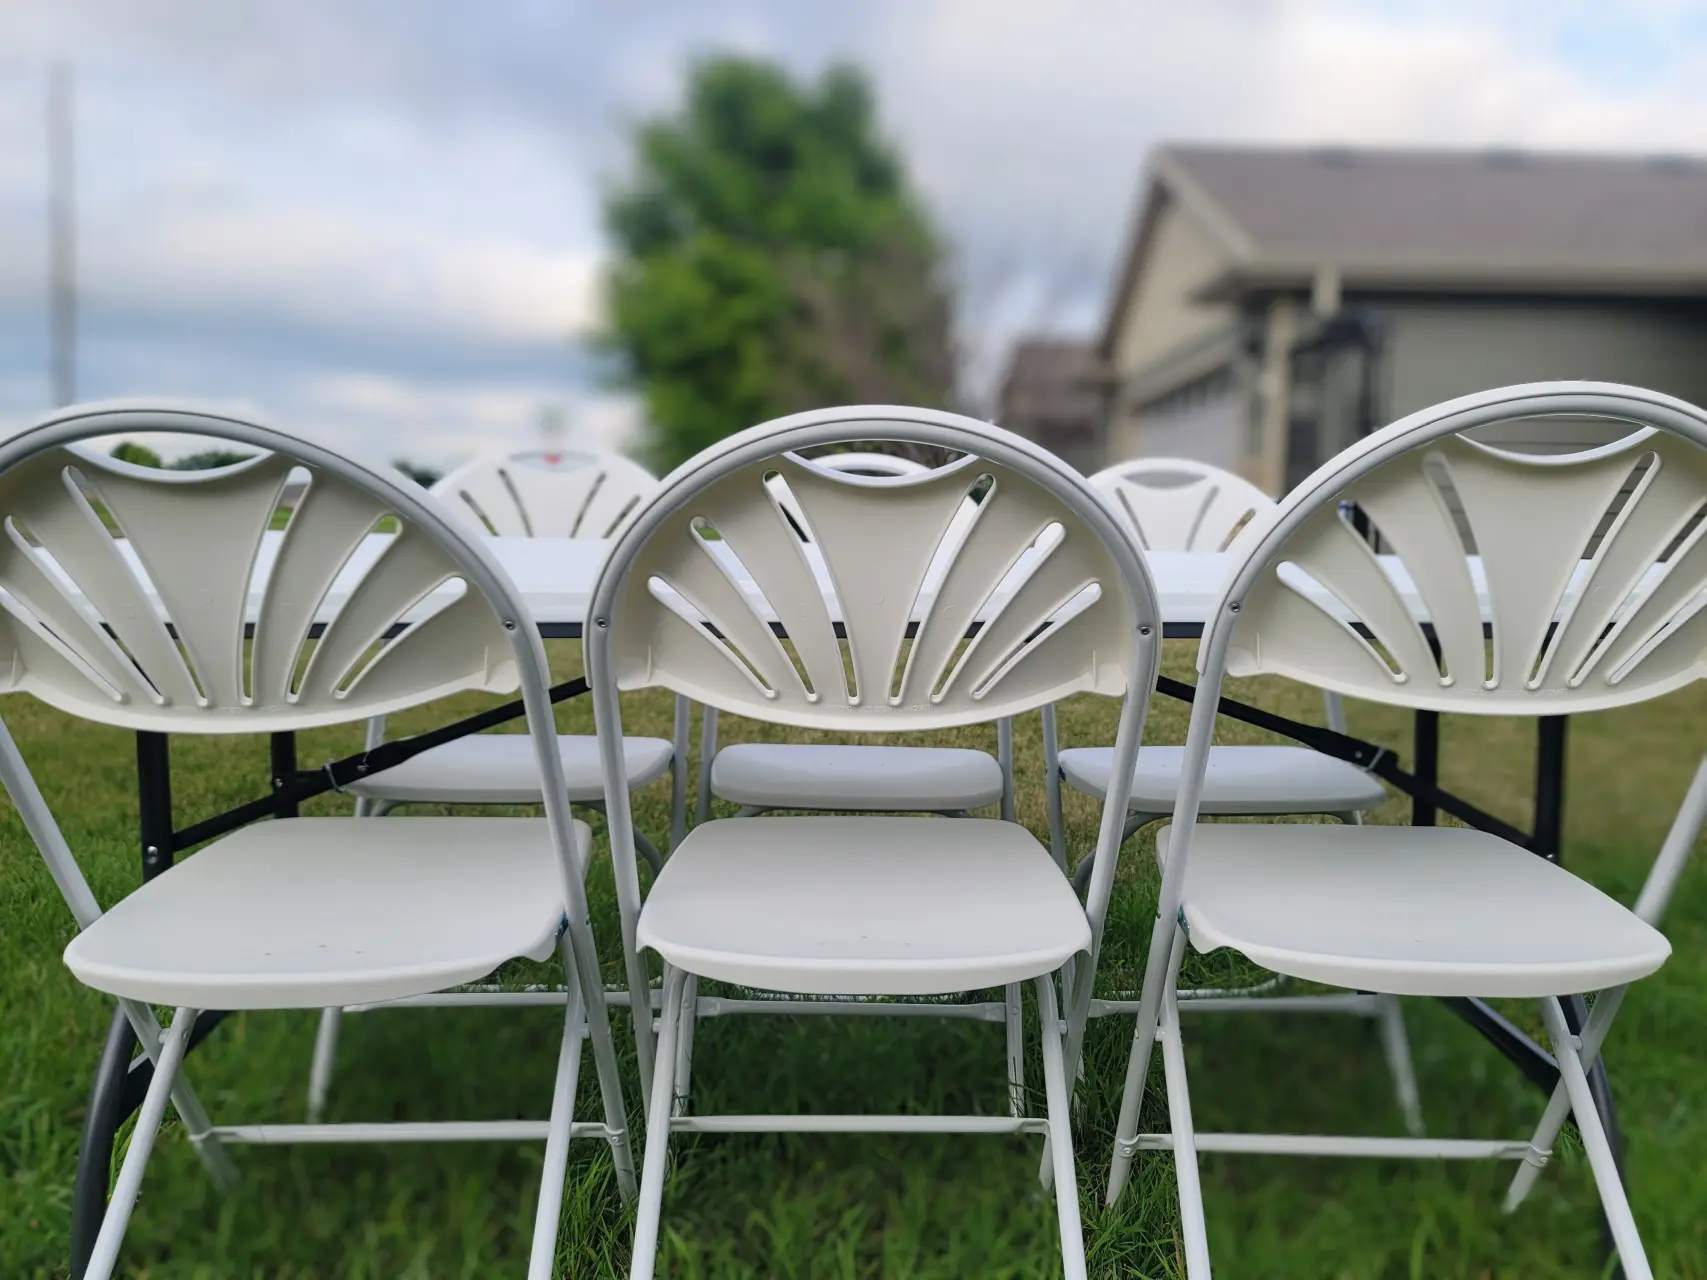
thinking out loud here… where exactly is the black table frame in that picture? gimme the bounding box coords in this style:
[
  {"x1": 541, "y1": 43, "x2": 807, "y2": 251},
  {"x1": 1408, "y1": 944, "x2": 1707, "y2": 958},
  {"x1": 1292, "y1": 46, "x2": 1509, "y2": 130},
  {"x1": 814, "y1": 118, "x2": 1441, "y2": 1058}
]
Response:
[{"x1": 65, "y1": 621, "x2": 1621, "y2": 1276}]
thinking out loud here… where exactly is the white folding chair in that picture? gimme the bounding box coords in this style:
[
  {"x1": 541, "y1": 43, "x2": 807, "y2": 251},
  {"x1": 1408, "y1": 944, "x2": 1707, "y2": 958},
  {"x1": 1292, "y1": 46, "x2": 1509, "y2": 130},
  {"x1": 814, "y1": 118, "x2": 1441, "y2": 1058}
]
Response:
[
  {"x1": 696, "y1": 448, "x2": 1017, "y2": 824},
  {"x1": 1107, "y1": 383, "x2": 1698, "y2": 1279},
  {"x1": 347, "y1": 447, "x2": 687, "y2": 843},
  {"x1": 0, "y1": 404, "x2": 634, "y2": 1280},
  {"x1": 303, "y1": 446, "x2": 689, "y2": 1121},
  {"x1": 1049, "y1": 457, "x2": 1417, "y2": 1132},
  {"x1": 586, "y1": 405, "x2": 1162, "y2": 1279}
]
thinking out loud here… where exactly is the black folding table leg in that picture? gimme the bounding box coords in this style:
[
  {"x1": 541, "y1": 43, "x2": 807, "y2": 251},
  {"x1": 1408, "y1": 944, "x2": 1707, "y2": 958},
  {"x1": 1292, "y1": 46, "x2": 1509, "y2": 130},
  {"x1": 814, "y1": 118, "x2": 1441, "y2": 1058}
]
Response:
[
  {"x1": 1412, "y1": 710, "x2": 1439, "y2": 827},
  {"x1": 70, "y1": 731, "x2": 175, "y2": 1276},
  {"x1": 270, "y1": 731, "x2": 299, "y2": 819},
  {"x1": 69, "y1": 1007, "x2": 138, "y2": 1278},
  {"x1": 1533, "y1": 716, "x2": 1568, "y2": 862}
]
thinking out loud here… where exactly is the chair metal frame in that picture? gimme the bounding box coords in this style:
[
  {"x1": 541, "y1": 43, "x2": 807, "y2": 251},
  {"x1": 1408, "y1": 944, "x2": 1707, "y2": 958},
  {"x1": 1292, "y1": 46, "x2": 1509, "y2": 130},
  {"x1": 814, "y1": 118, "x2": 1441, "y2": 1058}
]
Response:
[
  {"x1": 1107, "y1": 382, "x2": 1707, "y2": 1279},
  {"x1": 1045, "y1": 454, "x2": 1420, "y2": 1133},
  {"x1": 304, "y1": 444, "x2": 690, "y2": 1123},
  {"x1": 0, "y1": 403, "x2": 634, "y2": 1280},
  {"x1": 586, "y1": 405, "x2": 1163, "y2": 1279}
]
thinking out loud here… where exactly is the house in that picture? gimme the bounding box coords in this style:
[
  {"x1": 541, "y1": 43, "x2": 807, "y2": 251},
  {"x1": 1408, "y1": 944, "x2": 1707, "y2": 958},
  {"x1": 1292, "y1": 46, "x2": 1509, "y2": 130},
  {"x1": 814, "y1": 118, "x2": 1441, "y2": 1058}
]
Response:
[
  {"x1": 1098, "y1": 144, "x2": 1707, "y2": 493},
  {"x1": 994, "y1": 338, "x2": 1105, "y2": 474}
]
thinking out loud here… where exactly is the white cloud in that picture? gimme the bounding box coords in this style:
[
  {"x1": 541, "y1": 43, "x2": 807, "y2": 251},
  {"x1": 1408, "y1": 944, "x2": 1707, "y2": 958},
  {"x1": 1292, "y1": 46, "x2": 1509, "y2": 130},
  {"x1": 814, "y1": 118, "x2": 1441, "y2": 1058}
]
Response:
[
  {"x1": 290, "y1": 371, "x2": 643, "y2": 465},
  {"x1": 10, "y1": 0, "x2": 1707, "y2": 448},
  {"x1": 82, "y1": 203, "x2": 607, "y2": 347}
]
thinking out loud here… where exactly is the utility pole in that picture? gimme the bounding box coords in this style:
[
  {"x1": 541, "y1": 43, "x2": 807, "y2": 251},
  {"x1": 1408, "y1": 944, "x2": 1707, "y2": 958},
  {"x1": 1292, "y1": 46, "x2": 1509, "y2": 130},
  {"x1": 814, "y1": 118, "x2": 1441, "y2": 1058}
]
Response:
[{"x1": 47, "y1": 61, "x2": 76, "y2": 406}]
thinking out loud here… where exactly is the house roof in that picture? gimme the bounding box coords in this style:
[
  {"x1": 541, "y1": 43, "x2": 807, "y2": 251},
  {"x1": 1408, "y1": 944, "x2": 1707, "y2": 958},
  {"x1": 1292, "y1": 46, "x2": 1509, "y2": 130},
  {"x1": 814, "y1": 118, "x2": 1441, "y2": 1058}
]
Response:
[
  {"x1": 997, "y1": 338, "x2": 1103, "y2": 420},
  {"x1": 1100, "y1": 143, "x2": 1707, "y2": 356}
]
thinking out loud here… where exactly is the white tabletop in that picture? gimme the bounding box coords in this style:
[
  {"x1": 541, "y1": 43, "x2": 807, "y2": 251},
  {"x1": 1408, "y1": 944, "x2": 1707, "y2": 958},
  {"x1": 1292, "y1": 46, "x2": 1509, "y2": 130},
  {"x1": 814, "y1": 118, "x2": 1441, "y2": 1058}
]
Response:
[{"x1": 80, "y1": 532, "x2": 1501, "y2": 635}]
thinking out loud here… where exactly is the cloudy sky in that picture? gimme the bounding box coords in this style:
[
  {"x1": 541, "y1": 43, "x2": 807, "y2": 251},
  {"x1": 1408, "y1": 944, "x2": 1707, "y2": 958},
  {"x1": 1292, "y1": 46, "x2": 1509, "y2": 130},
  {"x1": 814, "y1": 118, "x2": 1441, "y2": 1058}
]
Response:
[{"x1": 3, "y1": 1, "x2": 1707, "y2": 464}]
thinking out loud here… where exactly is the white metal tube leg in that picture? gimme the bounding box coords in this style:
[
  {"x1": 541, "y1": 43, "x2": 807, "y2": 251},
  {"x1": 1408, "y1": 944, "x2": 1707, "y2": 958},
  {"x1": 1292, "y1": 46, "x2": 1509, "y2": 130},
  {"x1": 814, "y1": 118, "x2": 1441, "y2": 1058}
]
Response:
[
  {"x1": 670, "y1": 695, "x2": 690, "y2": 849},
  {"x1": 1159, "y1": 969, "x2": 1212, "y2": 1278},
  {"x1": 1004, "y1": 982, "x2": 1026, "y2": 1117},
  {"x1": 1504, "y1": 985, "x2": 1628, "y2": 1212},
  {"x1": 673, "y1": 975, "x2": 701, "y2": 1117},
  {"x1": 113, "y1": 998, "x2": 236, "y2": 1189},
  {"x1": 997, "y1": 716, "x2": 1016, "y2": 822},
  {"x1": 305, "y1": 1007, "x2": 343, "y2": 1123},
  {"x1": 1633, "y1": 753, "x2": 1707, "y2": 926},
  {"x1": 1041, "y1": 704, "x2": 1066, "y2": 870},
  {"x1": 1107, "y1": 914, "x2": 1184, "y2": 1206},
  {"x1": 1035, "y1": 975, "x2": 1087, "y2": 1280},
  {"x1": 528, "y1": 960, "x2": 588, "y2": 1280},
  {"x1": 632, "y1": 966, "x2": 687, "y2": 1280},
  {"x1": 565, "y1": 931, "x2": 637, "y2": 1201},
  {"x1": 1539, "y1": 996, "x2": 1652, "y2": 1280},
  {"x1": 85, "y1": 1005, "x2": 198, "y2": 1280},
  {"x1": 1376, "y1": 996, "x2": 1424, "y2": 1136},
  {"x1": 696, "y1": 705, "x2": 718, "y2": 823}
]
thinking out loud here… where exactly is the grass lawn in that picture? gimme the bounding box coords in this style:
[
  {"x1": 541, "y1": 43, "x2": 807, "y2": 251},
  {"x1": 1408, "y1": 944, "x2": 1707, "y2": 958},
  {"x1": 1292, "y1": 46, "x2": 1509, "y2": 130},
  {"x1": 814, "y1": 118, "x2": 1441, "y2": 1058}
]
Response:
[{"x1": 2, "y1": 640, "x2": 1704, "y2": 1277}]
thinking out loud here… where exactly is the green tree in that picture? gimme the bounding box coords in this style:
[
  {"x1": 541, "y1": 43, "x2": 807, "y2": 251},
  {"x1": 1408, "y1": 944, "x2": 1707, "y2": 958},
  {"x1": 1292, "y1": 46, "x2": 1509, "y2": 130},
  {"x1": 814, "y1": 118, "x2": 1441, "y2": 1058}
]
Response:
[
  {"x1": 170, "y1": 449, "x2": 254, "y2": 470},
  {"x1": 604, "y1": 56, "x2": 956, "y2": 469},
  {"x1": 109, "y1": 440, "x2": 161, "y2": 468}
]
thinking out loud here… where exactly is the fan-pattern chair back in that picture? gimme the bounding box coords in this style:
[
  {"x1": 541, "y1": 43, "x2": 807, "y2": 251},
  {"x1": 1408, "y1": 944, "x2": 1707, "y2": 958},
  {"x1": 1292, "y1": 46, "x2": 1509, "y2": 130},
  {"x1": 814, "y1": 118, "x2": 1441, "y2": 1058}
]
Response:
[
  {"x1": 435, "y1": 449, "x2": 658, "y2": 540},
  {"x1": 0, "y1": 409, "x2": 520, "y2": 733},
  {"x1": 1216, "y1": 384, "x2": 1707, "y2": 715},
  {"x1": 1092, "y1": 457, "x2": 1273, "y2": 553},
  {"x1": 596, "y1": 409, "x2": 1159, "y2": 731}
]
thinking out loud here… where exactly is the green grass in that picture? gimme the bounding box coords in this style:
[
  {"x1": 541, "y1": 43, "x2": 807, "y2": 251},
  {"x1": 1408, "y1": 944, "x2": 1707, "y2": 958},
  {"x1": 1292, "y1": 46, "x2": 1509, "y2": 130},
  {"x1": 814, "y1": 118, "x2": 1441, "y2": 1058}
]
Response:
[{"x1": 2, "y1": 641, "x2": 1704, "y2": 1277}]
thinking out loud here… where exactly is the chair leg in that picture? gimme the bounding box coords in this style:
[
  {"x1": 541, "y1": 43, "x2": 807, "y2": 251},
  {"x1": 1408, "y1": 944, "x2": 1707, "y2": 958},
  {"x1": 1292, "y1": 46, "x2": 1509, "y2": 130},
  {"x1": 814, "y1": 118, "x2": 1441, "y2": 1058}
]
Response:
[
  {"x1": 997, "y1": 716, "x2": 1016, "y2": 822},
  {"x1": 1505, "y1": 985, "x2": 1628, "y2": 1212},
  {"x1": 669, "y1": 695, "x2": 690, "y2": 849},
  {"x1": 1004, "y1": 982, "x2": 1026, "y2": 1117},
  {"x1": 528, "y1": 965, "x2": 587, "y2": 1280},
  {"x1": 1035, "y1": 975, "x2": 1088, "y2": 1280},
  {"x1": 84, "y1": 1005, "x2": 197, "y2": 1280},
  {"x1": 1538, "y1": 996, "x2": 1652, "y2": 1280},
  {"x1": 1041, "y1": 705, "x2": 1066, "y2": 870},
  {"x1": 696, "y1": 706, "x2": 718, "y2": 823},
  {"x1": 1159, "y1": 966, "x2": 1212, "y2": 1278},
  {"x1": 564, "y1": 931, "x2": 637, "y2": 1202},
  {"x1": 115, "y1": 999, "x2": 235, "y2": 1189},
  {"x1": 673, "y1": 975, "x2": 700, "y2": 1117},
  {"x1": 631, "y1": 967, "x2": 687, "y2": 1280},
  {"x1": 305, "y1": 1007, "x2": 343, "y2": 1122},
  {"x1": 1375, "y1": 995, "x2": 1424, "y2": 1136},
  {"x1": 1107, "y1": 913, "x2": 1185, "y2": 1207}
]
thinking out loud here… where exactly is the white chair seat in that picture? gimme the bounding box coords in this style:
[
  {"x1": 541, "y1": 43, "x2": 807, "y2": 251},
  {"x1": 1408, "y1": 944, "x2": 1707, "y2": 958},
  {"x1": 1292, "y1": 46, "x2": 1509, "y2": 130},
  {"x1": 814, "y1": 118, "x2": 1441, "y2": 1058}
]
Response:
[
  {"x1": 637, "y1": 816, "x2": 1089, "y2": 995},
  {"x1": 63, "y1": 817, "x2": 589, "y2": 1009},
  {"x1": 346, "y1": 733, "x2": 673, "y2": 805},
  {"x1": 710, "y1": 743, "x2": 1004, "y2": 812},
  {"x1": 1158, "y1": 822, "x2": 1670, "y2": 998},
  {"x1": 1060, "y1": 744, "x2": 1385, "y2": 815}
]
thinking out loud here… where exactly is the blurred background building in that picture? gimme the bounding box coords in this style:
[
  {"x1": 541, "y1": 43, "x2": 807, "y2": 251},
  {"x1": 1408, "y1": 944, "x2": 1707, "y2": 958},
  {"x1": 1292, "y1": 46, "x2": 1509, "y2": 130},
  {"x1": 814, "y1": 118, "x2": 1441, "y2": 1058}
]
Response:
[
  {"x1": 993, "y1": 338, "x2": 1103, "y2": 474},
  {"x1": 1001, "y1": 144, "x2": 1707, "y2": 493}
]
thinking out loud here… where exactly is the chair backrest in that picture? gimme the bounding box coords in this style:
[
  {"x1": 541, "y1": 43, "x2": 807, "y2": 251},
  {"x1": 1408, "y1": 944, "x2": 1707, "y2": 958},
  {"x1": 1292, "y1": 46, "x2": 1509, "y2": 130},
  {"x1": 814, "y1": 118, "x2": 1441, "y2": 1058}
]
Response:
[
  {"x1": 434, "y1": 447, "x2": 658, "y2": 540},
  {"x1": 0, "y1": 401, "x2": 592, "y2": 928},
  {"x1": 1091, "y1": 457, "x2": 1274, "y2": 553},
  {"x1": 592, "y1": 408, "x2": 1161, "y2": 731},
  {"x1": 585, "y1": 404, "x2": 1163, "y2": 1074},
  {"x1": 1213, "y1": 383, "x2": 1707, "y2": 716},
  {"x1": 0, "y1": 407, "x2": 552, "y2": 733}
]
